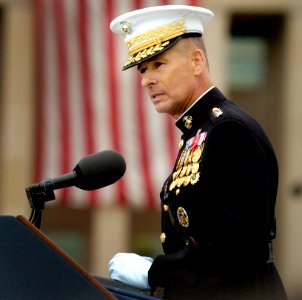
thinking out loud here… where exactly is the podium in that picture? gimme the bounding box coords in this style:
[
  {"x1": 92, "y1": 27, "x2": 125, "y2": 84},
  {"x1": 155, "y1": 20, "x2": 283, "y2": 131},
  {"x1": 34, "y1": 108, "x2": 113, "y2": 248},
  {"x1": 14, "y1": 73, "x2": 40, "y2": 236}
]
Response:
[{"x1": 0, "y1": 216, "x2": 160, "y2": 300}]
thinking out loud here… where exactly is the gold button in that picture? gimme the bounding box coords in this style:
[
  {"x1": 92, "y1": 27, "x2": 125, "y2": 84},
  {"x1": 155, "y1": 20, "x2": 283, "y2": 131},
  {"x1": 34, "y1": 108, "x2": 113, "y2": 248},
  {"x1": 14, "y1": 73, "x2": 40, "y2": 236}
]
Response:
[
  {"x1": 160, "y1": 232, "x2": 166, "y2": 243},
  {"x1": 163, "y1": 204, "x2": 169, "y2": 211}
]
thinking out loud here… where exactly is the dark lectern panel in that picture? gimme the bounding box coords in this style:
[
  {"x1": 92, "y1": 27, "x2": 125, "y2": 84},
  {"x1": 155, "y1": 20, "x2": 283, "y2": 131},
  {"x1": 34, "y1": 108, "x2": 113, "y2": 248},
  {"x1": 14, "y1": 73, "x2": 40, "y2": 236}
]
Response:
[{"x1": 0, "y1": 215, "x2": 116, "y2": 300}]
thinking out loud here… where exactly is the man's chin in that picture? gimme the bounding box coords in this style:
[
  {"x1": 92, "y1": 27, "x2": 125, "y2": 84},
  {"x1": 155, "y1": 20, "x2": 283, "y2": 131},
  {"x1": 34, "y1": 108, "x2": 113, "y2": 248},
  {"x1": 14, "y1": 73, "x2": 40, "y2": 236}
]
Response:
[
  {"x1": 152, "y1": 101, "x2": 176, "y2": 117},
  {"x1": 154, "y1": 105, "x2": 167, "y2": 114}
]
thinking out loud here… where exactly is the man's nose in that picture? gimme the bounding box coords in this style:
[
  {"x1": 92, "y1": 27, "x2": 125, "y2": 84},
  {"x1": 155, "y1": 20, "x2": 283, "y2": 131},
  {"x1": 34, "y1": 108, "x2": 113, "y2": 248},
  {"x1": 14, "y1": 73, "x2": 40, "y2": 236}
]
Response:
[{"x1": 141, "y1": 72, "x2": 156, "y2": 88}]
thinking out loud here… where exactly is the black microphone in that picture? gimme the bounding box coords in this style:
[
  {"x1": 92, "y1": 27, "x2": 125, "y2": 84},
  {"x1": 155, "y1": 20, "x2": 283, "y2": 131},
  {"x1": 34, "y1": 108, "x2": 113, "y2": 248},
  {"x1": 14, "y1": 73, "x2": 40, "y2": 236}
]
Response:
[
  {"x1": 40, "y1": 150, "x2": 126, "y2": 191},
  {"x1": 26, "y1": 150, "x2": 126, "y2": 200},
  {"x1": 26, "y1": 150, "x2": 126, "y2": 228}
]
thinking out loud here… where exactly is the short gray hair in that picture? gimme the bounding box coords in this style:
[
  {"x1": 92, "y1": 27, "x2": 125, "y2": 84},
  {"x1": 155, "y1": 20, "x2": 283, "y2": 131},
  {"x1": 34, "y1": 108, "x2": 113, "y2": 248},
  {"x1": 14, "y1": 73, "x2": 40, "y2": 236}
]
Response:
[{"x1": 191, "y1": 36, "x2": 210, "y2": 70}]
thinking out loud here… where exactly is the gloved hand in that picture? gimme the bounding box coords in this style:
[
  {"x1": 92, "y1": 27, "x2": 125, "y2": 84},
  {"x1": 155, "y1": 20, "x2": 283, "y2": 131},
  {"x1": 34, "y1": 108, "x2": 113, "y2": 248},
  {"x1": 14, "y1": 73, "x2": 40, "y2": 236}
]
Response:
[{"x1": 108, "y1": 253, "x2": 153, "y2": 290}]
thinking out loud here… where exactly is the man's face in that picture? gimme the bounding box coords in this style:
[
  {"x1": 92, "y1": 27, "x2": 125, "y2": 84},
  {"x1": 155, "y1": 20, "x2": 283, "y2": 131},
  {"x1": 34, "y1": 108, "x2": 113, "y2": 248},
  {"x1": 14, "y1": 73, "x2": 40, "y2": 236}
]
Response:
[{"x1": 137, "y1": 41, "x2": 198, "y2": 119}]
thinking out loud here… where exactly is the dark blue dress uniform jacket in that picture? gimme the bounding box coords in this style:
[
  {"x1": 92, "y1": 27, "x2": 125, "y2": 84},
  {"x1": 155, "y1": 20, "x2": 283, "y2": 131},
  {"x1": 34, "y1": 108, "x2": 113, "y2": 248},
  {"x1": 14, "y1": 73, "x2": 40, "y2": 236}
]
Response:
[{"x1": 148, "y1": 87, "x2": 287, "y2": 299}]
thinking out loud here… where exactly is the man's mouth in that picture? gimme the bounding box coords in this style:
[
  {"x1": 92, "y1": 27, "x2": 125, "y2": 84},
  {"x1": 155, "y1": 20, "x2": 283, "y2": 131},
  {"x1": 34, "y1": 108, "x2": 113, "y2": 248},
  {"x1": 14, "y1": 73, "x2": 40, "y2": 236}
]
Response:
[{"x1": 150, "y1": 92, "x2": 165, "y2": 102}]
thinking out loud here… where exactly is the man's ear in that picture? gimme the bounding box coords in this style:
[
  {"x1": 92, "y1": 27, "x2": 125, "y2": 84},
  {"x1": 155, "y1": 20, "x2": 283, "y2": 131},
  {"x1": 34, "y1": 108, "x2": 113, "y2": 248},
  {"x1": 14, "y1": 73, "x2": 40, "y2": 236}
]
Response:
[{"x1": 191, "y1": 49, "x2": 206, "y2": 75}]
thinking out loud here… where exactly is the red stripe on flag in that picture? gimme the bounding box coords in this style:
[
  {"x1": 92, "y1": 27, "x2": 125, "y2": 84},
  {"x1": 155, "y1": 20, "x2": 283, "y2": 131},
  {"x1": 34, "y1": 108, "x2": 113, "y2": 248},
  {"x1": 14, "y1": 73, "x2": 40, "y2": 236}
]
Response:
[
  {"x1": 33, "y1": 0, "x2": 45, "y2": 183},
  {"x1": 104, "y1": 0, "x2": 126, "y2": 205},
  {"x1": 189, "y1": 0, "x2": 199, "y2": 6},
  {"x1": 53, "y1": 0, "x2": 71, "y2": 203},
  {"x1": 77, "y1": 0, "x2": 97, "y2": 205},
  {"x1": 77, "y1": 0, "x2": 95, "y2": 155},
  {"x1": 105, "y1": 1, "x2": 119, "y2": 151}
]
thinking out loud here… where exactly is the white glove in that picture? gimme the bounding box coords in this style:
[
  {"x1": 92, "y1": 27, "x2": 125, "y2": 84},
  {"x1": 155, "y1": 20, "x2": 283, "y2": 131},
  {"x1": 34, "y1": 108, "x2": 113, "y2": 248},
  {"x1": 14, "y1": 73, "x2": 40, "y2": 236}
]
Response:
[{"x1": 108, "y1": 253, "x2": 153, "y2": 290}]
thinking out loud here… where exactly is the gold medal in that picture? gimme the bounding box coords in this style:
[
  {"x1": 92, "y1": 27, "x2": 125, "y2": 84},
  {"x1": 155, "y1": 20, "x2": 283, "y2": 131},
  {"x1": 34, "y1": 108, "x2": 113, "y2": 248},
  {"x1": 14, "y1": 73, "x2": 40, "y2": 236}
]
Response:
[
  {"x1": 177, "y1": 177, "x2": 185, "y2": 188},
  {"x1": 169, "y1": 180, "x2": 176, "y2": 191},
  {"x1": 191, "y1": 162, "x2": 199, "y2": 174},
  {"x1": 186, "y1": 164, "x2": 192, "y2": 176},
  {"x1": 183, "y1": 175, "x2": 191, "y2": 186},
  {"x1": 176, "y1": 149, "x2": 186, "y2": 170},
  {"x1": 184, "y1": 149, "x2": 191, "y2": 165},
  {"x1": 192, "y1": 147, "x2": 202, "y2": 163},
  {"x1": 180, "y1": 166, "x2": 187, "y2": 177}
]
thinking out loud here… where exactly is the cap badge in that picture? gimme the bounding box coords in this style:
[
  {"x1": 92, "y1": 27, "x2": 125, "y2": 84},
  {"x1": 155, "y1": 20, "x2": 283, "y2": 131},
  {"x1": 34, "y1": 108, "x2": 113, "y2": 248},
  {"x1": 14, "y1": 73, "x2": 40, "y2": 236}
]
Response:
[
  {"x1": 211, "y1": 107, "x2": 223, "y2": 118},
  {"x1": 120, "y1": 22, "x2": 132, "y2": 35},
  {"x1": 183, "y1": 115, "x2": 193, "y2": 129},
  {"x1": 177, "y1": 207, "x2": 189, "y2": 228}
]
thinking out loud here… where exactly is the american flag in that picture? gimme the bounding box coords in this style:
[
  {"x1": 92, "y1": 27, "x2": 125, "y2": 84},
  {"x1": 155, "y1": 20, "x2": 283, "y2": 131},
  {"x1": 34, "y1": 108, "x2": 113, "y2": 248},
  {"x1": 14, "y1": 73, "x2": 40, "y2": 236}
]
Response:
[{"x1": 33, "y1": 0, "x2": 200, "y2": 209}]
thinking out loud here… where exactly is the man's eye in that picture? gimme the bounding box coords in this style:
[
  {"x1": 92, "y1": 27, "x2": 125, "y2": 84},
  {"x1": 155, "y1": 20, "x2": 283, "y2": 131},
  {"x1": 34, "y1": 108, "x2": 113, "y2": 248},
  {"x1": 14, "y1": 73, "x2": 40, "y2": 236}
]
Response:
[
  {"x1": 139, "y1": 67, "x2": 147, "y2": 74},
  {"x1": 154, "y1": 62, "x2": 164, "y2": 68}
]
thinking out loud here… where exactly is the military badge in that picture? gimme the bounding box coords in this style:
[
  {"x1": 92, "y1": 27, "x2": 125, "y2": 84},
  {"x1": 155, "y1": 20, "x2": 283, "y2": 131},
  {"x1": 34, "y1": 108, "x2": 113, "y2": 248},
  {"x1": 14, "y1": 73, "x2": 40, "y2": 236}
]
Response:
[
  {"x1": 177, "y1": 207, "x2": 189, "y2": 228},
  {"x1": 169, "y1": 180, "x2": 177, "y2": 191},
  {"x1": 183, "y1": 115, "x2": 193, "y2": 129},
  {"x1": 176, "y1": 149, "x2": 186, "y2": 170},
  {"x1": 211, "y1": 107, "x2": 223, "y2": 118},
  {"x1": 190, "y1": 172, "x2": 200, "y2": 185},
  {"x1": 186, "y1": 164, "x2": 192, "y2": 176},
  {"x1": 172, "y1": 130, "x2": 207, "y2": 194},
  {"x1": 183, "y1": 175, "x2": 191, "y2": 186},
  {"x1": 177, "y1": 177, "x2": 185, "y2": 188},
  {"x1": 180, "y1": 166, "x2": 187, "y2": 177},
  {"x1": 191, "y1": 162, "x2": 199, "y2": 174},
  {"x1": 120, "y1": 21, "x2": 132, "y2": 34},
  {"x1": 191, "y1": 148, "x2": 202, "y2": 163}
]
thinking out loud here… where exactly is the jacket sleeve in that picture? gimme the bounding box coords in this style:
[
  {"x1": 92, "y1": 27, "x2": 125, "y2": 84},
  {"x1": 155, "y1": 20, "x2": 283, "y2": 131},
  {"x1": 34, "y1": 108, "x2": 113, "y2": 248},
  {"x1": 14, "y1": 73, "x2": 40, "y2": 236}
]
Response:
[{"x1": 148, "y1": 238, "x2": 198, "y2": 289}]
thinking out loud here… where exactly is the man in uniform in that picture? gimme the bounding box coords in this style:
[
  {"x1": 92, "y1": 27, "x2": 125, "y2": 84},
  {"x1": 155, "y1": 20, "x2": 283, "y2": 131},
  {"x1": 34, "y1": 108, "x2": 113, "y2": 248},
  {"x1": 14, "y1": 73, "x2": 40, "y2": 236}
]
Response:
[{"x1": 108, "y1": 5, "x2": 287, "y2": 299}]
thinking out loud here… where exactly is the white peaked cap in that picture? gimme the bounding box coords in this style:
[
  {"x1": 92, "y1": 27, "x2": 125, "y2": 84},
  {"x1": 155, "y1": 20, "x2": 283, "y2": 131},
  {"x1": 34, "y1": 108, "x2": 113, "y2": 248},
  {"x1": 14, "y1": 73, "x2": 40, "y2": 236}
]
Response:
[{"x1": 110, "y1": 5, "x2": 214, "y2": 70}]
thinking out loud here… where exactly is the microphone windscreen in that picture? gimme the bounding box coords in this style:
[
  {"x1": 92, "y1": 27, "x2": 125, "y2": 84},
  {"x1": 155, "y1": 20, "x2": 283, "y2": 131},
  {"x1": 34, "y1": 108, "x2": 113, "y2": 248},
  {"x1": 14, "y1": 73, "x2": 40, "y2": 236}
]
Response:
[{"x1": 74, "y1": 150, "x2": 126, "y2": 190}]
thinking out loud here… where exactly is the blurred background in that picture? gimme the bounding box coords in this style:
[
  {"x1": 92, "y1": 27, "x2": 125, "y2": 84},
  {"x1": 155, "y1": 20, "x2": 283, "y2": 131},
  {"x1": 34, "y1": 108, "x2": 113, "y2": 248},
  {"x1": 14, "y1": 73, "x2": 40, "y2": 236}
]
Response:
[{"x1": 0, "y1": 0, "x2": 301, "y2": 299}]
